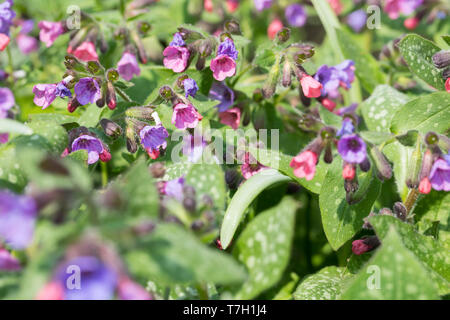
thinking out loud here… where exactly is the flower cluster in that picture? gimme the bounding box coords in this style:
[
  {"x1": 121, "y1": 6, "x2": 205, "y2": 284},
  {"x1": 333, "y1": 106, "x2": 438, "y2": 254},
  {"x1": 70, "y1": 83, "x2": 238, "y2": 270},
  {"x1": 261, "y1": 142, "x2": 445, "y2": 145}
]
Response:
[{"x1": 0, "y1": 87, "x2": 14, "y2": 143}]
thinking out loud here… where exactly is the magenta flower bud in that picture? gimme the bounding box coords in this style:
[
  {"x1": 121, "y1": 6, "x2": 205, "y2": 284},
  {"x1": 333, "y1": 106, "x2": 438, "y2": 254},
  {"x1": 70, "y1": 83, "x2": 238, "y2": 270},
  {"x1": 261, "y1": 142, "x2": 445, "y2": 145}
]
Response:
[
  {"x1": 0, "y1": 190, "x2": 37, "y2": 250},
  {"x1": 300, "y1": 74, "x2": 322, "y2": 98},
  {"x1": 38, "y1": 21, "x2": 64, "y2": 47},
  {"x1": 171, "y1": 103, "x2": 202, "y2": 129},
  {"x1": 241, "y1": 152, "x2": 267, "y2": 179},
  {"x1": 106, "y1": 82, "x2": 117, "y2": 110},
  {"x1": 74, "y1": 77, "x2": 102, "y2": 105},
  {"x1": 16, "y1": 34, "x2": 38, "y2": 54},
  {"x1": 163, "y1": 46, "x2": 190, "y2": 73},
  {"x1": 117, "y1": 52, "x2": 141, "y2": 81},
  {"x1": 0, "y1": 248, "x2": 21, "y2": 271},
  {"x1": 352, "y1": 236, "x2": 380, "y2": 255},
  {"x1": 67, "y1": 97, "x2": 81, "y2": 113}
]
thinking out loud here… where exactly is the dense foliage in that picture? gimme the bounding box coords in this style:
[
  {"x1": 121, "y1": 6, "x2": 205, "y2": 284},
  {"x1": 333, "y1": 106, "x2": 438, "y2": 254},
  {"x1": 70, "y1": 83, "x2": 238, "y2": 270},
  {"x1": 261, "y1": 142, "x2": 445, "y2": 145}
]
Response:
[{"x1": 0, "y1": 0, "x2": 449, "y2": 300}]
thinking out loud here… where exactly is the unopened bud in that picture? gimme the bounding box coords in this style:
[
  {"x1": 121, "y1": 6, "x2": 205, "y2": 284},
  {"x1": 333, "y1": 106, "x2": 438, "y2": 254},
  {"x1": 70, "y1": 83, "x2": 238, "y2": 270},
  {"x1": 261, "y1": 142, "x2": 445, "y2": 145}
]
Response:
[
  {"x1": 359, "y1": 157, "x2": 371, "y2": 172},
  {"x1": 393, "y1": 202, "x2": 407, "y2": 221},
  {"x1": 87, "y1": 60, "x2": 103, "y2": 75},
  {"x1": 107, "y1": 69, "x2": 119, "y2": 82},
  {"x1": 352, "y1": 236, "x2": 380, "y2": 255},
  {"x1": 196, "y1": 56, "x2": 206, "y2": 70},
  {"x1": 262, "y1": 62, "x2": 280, "y2": 98},
  {"x1": 443, "y1": 68, "x2": 450, "y2": 80},
  {"x1": 224, "y1": 19, "x2": 241, "y2": 35},
  {"x1": 406, "y1": 139, "x2": 421, "y2": 188},
  {"x1": 64, "y1": 54, "x2": 86, "y2": 72},
  {"x1": 225, "y1": 169, "x2": 240, "y2": 189},
  {"x1": 100, "y1": 119, "x2": 123, "y2": 139},
  {"x1": 190, "y1": 220, "x2": 204, "y2": 230},
  {"x1": 149, "y1": 162, "x2": 165, "y2": 178},
  {"x1": 159, "y1": 85, "x2": 174, "y2": 100},
  {"x1": 276, "y1": 28, "x2": 290, "y2": 43},
  {"x1": 126, "y1": 127, "x2": 138, "y2": 153},
  {"x1": 137, "y1": 21, "x2": 151, "y2": 35},
  {"x1": 419, "y1": 149, "x2": 434, "y2": 181},
  {"x1": 252, "y1": 89, "x2": 263, "y2": 103},
  {"x1": 106, "y1": 82, "x2": 117, "y2": 110},
  {"x1": 370, "y1": 146, "x2": 392, "y2": 181},
  {"x1": 425, "y1": 131, "x2": 439, "y2": 146},
  {"x1": 282, "y1": 61, "x2": 292, "y2": 87},
  {"x1": 183, "y1": 185, "x2": 196, "y2": 197},
  {"x1": 432, "y1": 50, "x2": 450, "y2": 69},
  {"x1": 67, "y1": 97, "x2": 81, "y2": 113},
  {"x1": 323, "y1": 144, "x2": 333, "y2": 164},
  {"x1": 125, "y1": 107, "x2": 154, "y2": 120}
]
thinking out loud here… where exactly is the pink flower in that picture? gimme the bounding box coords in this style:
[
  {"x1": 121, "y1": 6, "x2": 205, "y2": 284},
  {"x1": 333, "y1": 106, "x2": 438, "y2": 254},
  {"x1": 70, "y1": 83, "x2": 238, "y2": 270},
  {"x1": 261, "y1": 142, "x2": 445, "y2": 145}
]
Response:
[
  {"x1": 38, "y1": 21, "x2": 64, "y2": 48},
  {"x1": 16, "y1": 34, "x2": 39, "y2": 54},
  {"x1": 210, "y1": 55, "x2": 236, "y2": 81},
  {"x1": 321, "y1": 98, "x2": 336, "y2": 112},
  {"x1": 241, "y1": 152, "x2": 267, "y2": 179},
  {"x1": 204, "y1": 0, "x2": 213, "y2": 12},
  {"x1": 118, "y1": 277, "x2": 152, "y2": 300},
  {"x1": 69, "y1": 41, "x2": 98, "y2": 62},
  {"x1": 0, "y1": 248, "x2": 21, "y2": 271},
  {"x1": 445, "y1": 78, "x2": 450, "y2": 93},
  {"x1": 163, "y1": 46, "x2": 190, "y2": 73},
  {"x1": 327, "y1": 0, "x2": 343, "y2": 15},
  {"x1": 342, "y1": 163, "x2": 356, "y2": 180},
  {"x1": 36, "y1": 282, "x2": 64, "y2": 300},
  {"x1": 0, "y1": 133, "x2": 8, "y2": 144},
  {"x1": 226, "y1": 0, "x2": 239, "y2": 12},
  {"x1": 117, "y1": 52, "x2": 140, "y2": 81},
  {"x1": 219, "y1": 107, "x2": 241, "y2": 130},
  {"x1": 418, "y1": 177, "x2": 431, "y2": 194},
  {"x1": 0, "y1": 33, "x2": 10, "y2": 51},
  {"x1": 172, "y1": 103, "x2": 203, "y2": 129},
  {"x1": 267, "y1": 18, "x2": 283, "y2": 40},
  {"x1": 300, "y1": 75, "x2": 323, "y2": 98},
  {"x1": 404, "y1": 16, "x2": 419, "y2": 30},
  {"x1": 32, "y1": 83, "x2": 58, "y2": 109},
  {"x1": 290, "y1": 150, "x2": 318, "y2": 181}
]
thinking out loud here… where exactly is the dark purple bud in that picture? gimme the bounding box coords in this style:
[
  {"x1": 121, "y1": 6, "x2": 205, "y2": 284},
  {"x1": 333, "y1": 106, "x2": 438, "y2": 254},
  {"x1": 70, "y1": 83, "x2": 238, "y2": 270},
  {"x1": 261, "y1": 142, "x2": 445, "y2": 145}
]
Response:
[
  {"x1": 67, "y1": 97, "x2": 81, "y2": 113},
  {"x1": 196, "y1": 56, "x2": 206, "y2": 70},
  {"x1": 224, "y1": 19, "x2": 241, "y2": 35},
  {"x1": 352, "y1": 236, "x2": 380, "y2": 255},
  {"x1": 39, "y1": 156, "x2": 70, "y2": 176},
  {"x1": 432, "y1": 50, "x2": 450, "y2": 69},
  {"x1": 323, "y1": 144, "x2": 333, "y2": 164},
  {"x1": 149, "y1": 162, "x2": 165, "y2": 178},
  {"x1": 100, "y1": 119, "x2": 123, "y2": 139},
  {"x1": 225, "y1": 169, "x2": 240, "y2": 189},
  {"x1": 202, "y1": 195, "x2": 213, "y2": 208},
  {"x1": 299, "y1": 86, "x2": 311, "y2": 107},
  {"x1": 362, "y1": 211, "x2": 377, "y2": 230},
  {"x1": 359, "y1": 157, "x2": 371, "y2": 172},
  {"x1": 190, "y1": 220, "x2": 204, "y2": 230},
  {"x1": 443, "y1": 68, "x2": 450, "y2": 80},
  {"x1": 183, "y1": 185, "x2": 196, "y2": 197},
  {"x1": 393, "y1": 202, "x2": 407, "y2": 221},
  {"x1": 126, "y1": 127, "x2": 138, "y2": 153},
  {"x1": 370, "y1": 146, "x2": 392, "y2": 181},
  {"x1": 183, "y1": 197, "x2": 196, "y2": 212}
]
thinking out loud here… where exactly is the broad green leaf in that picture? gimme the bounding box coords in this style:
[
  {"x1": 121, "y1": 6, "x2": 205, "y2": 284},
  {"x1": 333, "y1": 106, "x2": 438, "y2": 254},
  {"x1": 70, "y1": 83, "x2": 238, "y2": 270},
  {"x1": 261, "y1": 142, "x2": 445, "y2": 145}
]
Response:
[
  {"x1": 162, "y1": 161, "x2": 193, "y2": 181},
  {"x1": 361, "y1": 85, "x2": 410, "y2": 132},
  {"x1": 359, "y1": 131, "x2": 393, "y2": 145},
  {"x1": 0, "y1": 118, "x2": 33, "y2": 135},
  {"x1": 390, "y1": 92, "x2": 450, "y2": 135},
  {"x1": 318, "y1": 105, "x2": 342, "y2": 128},
  {"x1": 78, "y1": 104, "x2": 105, "y2": 128},
  {"x1": 249, "y1": 147, "x2": 328, "y2": 194},
  {"x1": 0, "y1": 145, "x2": 27, "y2": 190},
  {"x1": 185, "y1": 163, "x2": 226, "y2": 210},
  {"x1": 126, "y1": 223, "x2": 247, "y2": 285},
  {"x1": 341, "y1": 227, "x2": 439, "y2": 300},
  {"x1": 398, "y1": 34, "x2": 445, "y2": 90},
  {"x1": 383, "y1": 141, "x2": 412, "y2": 201},
  {"x1": 294, "y1": 266, "x2": 349, "y2": 300},
  {"x1": 336, "y1": 29, "x2": 385, "y2": 93},
  {"x1": 415, "y1": 191, "x2": 450, "y2": 247},
  {"x1": 220, "y1": 169, "x2": 291, "y2": 249},
  {"x1": 25, "y1": 120, "x2": 68, "y2": 153},
  {"x1": 319, "y1": 158, "x2": 381, "y2": 250},
  {"x1": 233, "y1": 197, "x2": 297, "y2": 299},
  {"x1": 28, "y1": 113, "x2": 78, "y2": 125},
  {"x1": 370, "y1": 215, "x2": 450, "y2": 295}
]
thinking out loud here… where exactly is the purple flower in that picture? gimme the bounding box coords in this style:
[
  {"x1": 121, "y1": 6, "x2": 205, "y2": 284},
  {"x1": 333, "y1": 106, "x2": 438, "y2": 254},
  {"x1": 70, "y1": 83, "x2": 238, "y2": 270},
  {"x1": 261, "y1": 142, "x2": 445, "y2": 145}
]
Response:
[
  {"x1": 384, "y1": 0, "x2": 423, "y2": 20},
  {"x1": 139, "y1": 125, "x2": 169, "y2": 155},
  {"x1": 0, "y1": 0, "x2": 15, "y2": 35},
  {"x1": 165, "y1": 177, "x2": 185, "y2": 202},
  {"x1": 335, "y1": 60, "x2": 355, "y2": 89},
  {"x1": 56, "y1": 82, "x2": 72, "y2": 98},
  {"x1": 74, "y1": 77, "x2": 101, "y2": 105},
  {"x1": 71, "y1": 135, "x2": 105, "y2": 164},
  {"x1": 38, "y1": 21, "x2": 64, "y2": 48},
  {"x1": 170, "y1": 32, "x2": 185, "y2": 47},
  {"x1": 32, "y1": 84, "x2": 58, "y2": 109},
  {"x1": 210, "y1": 55, "x2": 236, "y2": 81},
  {"x1": 117, "y1": 52, "x2": 140, "y2": 81},
  {"x1": 183, "y1": 78, "x2": 198, "y2": 98},
  {"x1": 254, "y1": 0, "x2": 272, "y2": 11},
  {"x1": 429, "y1": 158, "x2": 450, "y2": 191},
  {"x1": 16, "y1": 34, "x2": 38, "y2": 54},
  {"x1": 336, "y1": 103, "x2": 358, "y2": 116},
  {"x1": 182, "y1": 134, "x2": 207, "y2": 163},
  {"x1": 172, "y1": 103, "x2": 203, "y2": 129},
  {"x1": 337, "y1": 118, "x2": 355, "y2": 137},
  {"x1": 285, "y1": 4, "x2": 307, "y2": 27},
  {"x1": 0, "y1": 190, "x2": 37, "y2": 250},
  {"x1": 347, "y1": 9, "x2": 367, "y2": 33},
  {"x1": 163, "y1": 46, "x2": 190, "y2": 73},
  {"x1": 0, "y1": 133, "x2": 8, "y2": 143},
  {"x1": 208, "y1": 81, "x2": 234, "y2": 112},
  {"x1": 59, "y1": 256, "x2": 117, "y2": 300},
  {"x1": 19, "y1": 19, "x2": 34, "y2": 34},
  {"x1": 314, "y1": 60, "x2": 355, "y2": 98},
  {"x1": 0, "y1": 248, "x2": 21, "y2": 271},
  {"x1": 217, "y1": 38, "x2": 238, "y2": 60},
  {"x1": 337, "y1": 134, "x2": 367, "y2": 164},
  {"x1": 0, "y1": 87, "x2": 14, "y2": 117},
  {"x1": 443, "y1": 153, "x2": 450, "y2": 165}
]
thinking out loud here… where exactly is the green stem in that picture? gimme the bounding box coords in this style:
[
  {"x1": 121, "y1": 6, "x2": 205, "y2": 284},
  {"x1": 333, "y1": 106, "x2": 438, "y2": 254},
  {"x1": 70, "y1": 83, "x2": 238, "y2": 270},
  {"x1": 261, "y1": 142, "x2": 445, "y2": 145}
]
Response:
[
  {"x1": 6, "y1": 46, "x2": 14, "y2": 86},
  {"x1": 101, "y1": 161, "x2": 108, "y2": 187},
  {"x1": 404, "y1": 188, "x2": 420, "y2": 214},
  {"x1": 195, "y1": 283, "x2": 209, "y2": 300}
]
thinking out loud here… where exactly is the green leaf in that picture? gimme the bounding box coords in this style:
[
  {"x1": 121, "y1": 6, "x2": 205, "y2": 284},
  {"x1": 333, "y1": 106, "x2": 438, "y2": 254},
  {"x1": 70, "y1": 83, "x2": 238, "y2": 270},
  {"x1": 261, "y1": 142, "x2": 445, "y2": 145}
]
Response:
[
  {"x1": 28, "y1": 113, "x2": 78, "y2": 125},
  {"x1": 185, "y1": 163, "x2": 226, "y2": 210},
  {"x1": 293, "y1": 266, "x2": 349, "y2": 300},
  {"x1": 336, "y1": 29, "x2": 385, "y2": 93},
  {"x1": 253, "y1": 43, "x2": 276, "y2": 70},
  {"x1": 390, "y1": 92, "x2": 450, "y2": 135},
  {"x1": 370, "y1": 215, "x2": 450, "y2": 295},
  {"x1": 318, "y1": 105, "x2": 342, "y2": 128},
  {"x1": 25, "y1": 120, "x2": 68, "y2": 153},
  {"x1": 359, "y1": 131, "x2": 393, "y2": 145},
  {"x1": 383, "y1": 141, "x2": 412, "y2": 201},
  {"x1": 249, "y1": 147, "x2": 328, "y2": 194},
  {"x1": 220, "y1": 169, "x2": 291, "y2": 249},
  {"x1": 125, "y1": 223, "x2": 247, "y2": 285},
  {"x1": 361, "y1": 85, "x2": 410, "y2": 132},
  {"x1": 0, "y1": 145, "x2": 27, "y2": 189},
  {"x1": 78, "y1": 104, "x2": 105, "y2": 128},
  {"x1": 319, "y1": 158, "x2": 381, "y2": 250},
  {"x1": 341, "y1": 227, "x2": 440, "y2": 300},
  {"x1": 398, "y1": 34, "x2": 445, "y2": 90},
  {"x1": 162, "y1": 161, "x2": 193, "y2": 181},
  {"x1": 0, "y1": 118, "x2": 33, "y2": 135},
  {"x1": 233, "y1": 197, "x2": 297, "y2": 299}
]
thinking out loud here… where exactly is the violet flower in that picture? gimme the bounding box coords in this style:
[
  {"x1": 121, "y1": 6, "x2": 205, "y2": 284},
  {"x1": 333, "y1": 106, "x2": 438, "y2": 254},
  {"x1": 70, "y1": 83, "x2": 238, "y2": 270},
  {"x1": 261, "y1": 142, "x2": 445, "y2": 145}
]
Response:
[
  {"x1": 337, "y1": 118, "x2": 355, "y2": 137},
  {"x1": 347, "y1": 9, "x2": 367, "y2": 33},
  {"x1": 117, "y1": 52, "x2": 141, "y2": 81},
  {"x1": 254, "y1": 0, "x2": 272, "y2": 11},
  {"x1": 163, "y1": 46, "x2": 190, "y2": 73},
  {"x1": 208, "y1": 81, "x2": 234, "y2": 112},
  {"x1": 0, "y1": 248, "x2": 21, "y2": 271},
  {"x1": 384, "y1": 0, "x2": 423, "y2": 20},
  {"x1": 429, "y1": 158, "x2": 450, "y2": 191},
  {"x1": 171, "y1": 103, "x2": 202, "y2": 129},
  {"x1": 38, "y1": 21, "x2": 64, "y2": 47},
  {"x1": 0, "y1": 0, "x2": 15, "y2": 35},
  {"x1": 71, "y1": 135, "x2": 105, "y2": 164},
  {"x1": 139, "y1": 125, "x2": 169, "y2": 156},
  {"x1": 0, "y1": 190, "x2": 37, "y2": 250},
  {"x1": 0, "y1": 87, "x2": 14, "y2": 117},
  {"x1": 183, "y1": 78, "x2": 198, "y2": 98},
  {"x1": 170, "y1": 32, "x2": 185, "y2": 47},
  {"x1": 285, "y1": 4, "x2": 307, "y2": 28},
  {"x1": 165, "y1": 177, "x2": 185, "y2": 202},
  {"x1": 217, "y1": 38, "x2": 238, "y2": 60},
  {"x1": 337, "y1": 134, "x2": 367, "y2": 164},
  {"x1": 74, "y1": 77, "x2": 101, "y2": 105}
]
